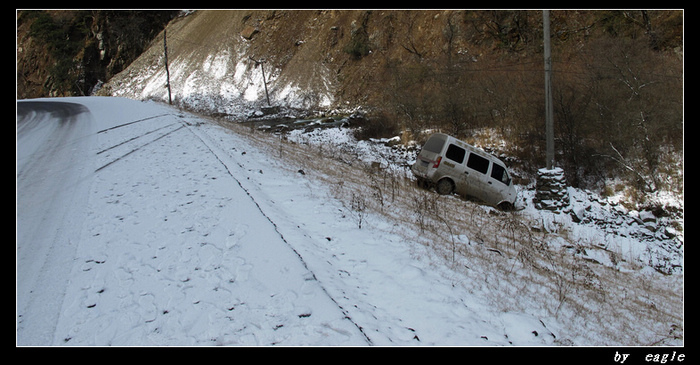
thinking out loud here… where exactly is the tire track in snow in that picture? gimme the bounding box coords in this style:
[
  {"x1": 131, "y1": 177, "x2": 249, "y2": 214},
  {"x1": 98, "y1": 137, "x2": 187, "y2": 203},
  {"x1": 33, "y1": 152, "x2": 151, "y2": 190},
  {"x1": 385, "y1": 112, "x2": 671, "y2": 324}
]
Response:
[
  {"x1": 96, "y1": 113, "x2": 171, "y2": 134},
  {"x1": 94, "y1": 113, "x2": 182, "y2": 172},
  {"x1": 95, "y1": 124, "x2": 185, "y2": 172},
  {"x1": 96, "y1": 122, "x2": 179, "y2": 156},
  {"x1": 181, "y1": 121, "x2": 374, "y2": 346}
]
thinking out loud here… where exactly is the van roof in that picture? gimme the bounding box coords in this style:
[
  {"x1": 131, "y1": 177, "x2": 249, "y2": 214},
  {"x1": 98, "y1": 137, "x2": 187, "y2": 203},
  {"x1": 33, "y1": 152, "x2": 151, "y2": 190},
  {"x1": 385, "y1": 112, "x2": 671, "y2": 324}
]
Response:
[{"x1": 431, "y1": 133, "x2": 507, "y2": 166}]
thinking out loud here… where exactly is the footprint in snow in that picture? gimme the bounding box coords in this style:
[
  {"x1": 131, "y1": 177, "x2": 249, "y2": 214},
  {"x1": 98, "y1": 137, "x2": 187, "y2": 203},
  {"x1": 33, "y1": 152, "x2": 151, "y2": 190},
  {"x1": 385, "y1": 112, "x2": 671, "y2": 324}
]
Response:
[{"x1": 225, "y1": 224, "x2": 249, "y2": 249}]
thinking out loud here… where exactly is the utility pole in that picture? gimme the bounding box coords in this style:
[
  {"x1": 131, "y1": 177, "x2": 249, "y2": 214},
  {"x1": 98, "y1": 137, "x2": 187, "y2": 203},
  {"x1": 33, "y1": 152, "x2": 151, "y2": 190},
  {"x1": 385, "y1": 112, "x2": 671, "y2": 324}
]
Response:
[
  {"x1": 249, "y1": 57, "x2": 271, "y2": 106},
  {"x1": 164, "y1": 29, "x2": 172, "y2": 105},
  {"x1": 543, "y1": 10, "x2": 554, "y2": 170}
]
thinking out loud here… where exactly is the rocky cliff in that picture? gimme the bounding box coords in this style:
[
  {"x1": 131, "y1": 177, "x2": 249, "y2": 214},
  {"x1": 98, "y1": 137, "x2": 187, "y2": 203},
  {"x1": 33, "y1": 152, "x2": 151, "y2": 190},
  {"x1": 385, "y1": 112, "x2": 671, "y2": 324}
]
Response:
[
  {"x1": 17, "y1": 10, "x2": 178, "y2": 99},
  {"x1": 100, "y1": 9, "x2": 460, "y2": 115}
]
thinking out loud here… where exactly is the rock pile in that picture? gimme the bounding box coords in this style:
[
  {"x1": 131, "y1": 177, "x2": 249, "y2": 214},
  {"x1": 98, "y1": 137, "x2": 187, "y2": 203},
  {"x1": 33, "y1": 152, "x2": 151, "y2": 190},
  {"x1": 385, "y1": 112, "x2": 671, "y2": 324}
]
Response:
[
  {"x1": 563, "y1": 189, "x2": 684, "y2": 274},
  {"x1": 534, "y1": 167, "x2": 569, "y2": 213}
]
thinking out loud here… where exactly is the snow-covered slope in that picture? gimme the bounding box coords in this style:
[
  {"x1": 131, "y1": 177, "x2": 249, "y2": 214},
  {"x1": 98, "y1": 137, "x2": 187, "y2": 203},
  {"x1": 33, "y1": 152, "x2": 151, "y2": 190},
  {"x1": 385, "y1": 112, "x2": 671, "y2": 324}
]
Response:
[
  {"x1": 16, "y1": 97, "x2": 682, "y2": 347},
  {"x1": 102, "y1": 11, "x2": 341, "y2": 117}
]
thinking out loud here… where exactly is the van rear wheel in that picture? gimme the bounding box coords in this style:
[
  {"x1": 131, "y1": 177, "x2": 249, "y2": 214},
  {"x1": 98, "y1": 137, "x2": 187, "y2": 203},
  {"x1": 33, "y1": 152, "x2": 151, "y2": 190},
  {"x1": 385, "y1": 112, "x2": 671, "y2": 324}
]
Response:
[
  {"x1": 497, "y1": 201, "x2": 514, "y2": 211},
  {"x1": 435, "y1": 178, "x2": 455, "y2": 195}
]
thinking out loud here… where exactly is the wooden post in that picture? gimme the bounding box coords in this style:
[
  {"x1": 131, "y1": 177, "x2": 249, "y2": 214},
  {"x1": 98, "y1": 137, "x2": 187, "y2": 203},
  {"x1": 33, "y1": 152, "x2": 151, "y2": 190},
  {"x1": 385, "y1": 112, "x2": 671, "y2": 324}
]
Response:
[
  {"x1": 543, "y1": 10, "x2": 554, "y2": 169},
  {"x1": 164, "y1": 30, "x2": 172, "y2": 105},
  {"x1": 260, "y1": 60, "x2": 270, "y2": 106},
  {"x1": 249, "y1": 57, "x2": 270, "y2": 106}
]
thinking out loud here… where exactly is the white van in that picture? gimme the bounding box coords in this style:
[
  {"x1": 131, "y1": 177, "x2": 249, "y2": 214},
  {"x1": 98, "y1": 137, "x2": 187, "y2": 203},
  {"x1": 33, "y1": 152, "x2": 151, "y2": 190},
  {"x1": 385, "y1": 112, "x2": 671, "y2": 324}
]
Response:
[{"x1": 411, "y1": 133, "x2": 517, "y2": 210}]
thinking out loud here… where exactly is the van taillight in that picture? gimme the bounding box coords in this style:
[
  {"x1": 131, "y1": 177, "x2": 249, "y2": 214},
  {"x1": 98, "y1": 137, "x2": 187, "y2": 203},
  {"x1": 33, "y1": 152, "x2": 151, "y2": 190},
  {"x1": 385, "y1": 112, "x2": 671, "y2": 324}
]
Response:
[{"x1": 433, "y1": 156, "x2": 442, "y2": 168}]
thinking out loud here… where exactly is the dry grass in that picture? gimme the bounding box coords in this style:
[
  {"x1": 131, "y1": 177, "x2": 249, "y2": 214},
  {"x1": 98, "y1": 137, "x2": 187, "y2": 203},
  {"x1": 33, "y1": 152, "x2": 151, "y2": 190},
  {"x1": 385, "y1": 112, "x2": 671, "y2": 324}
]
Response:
[{"x1": 214, "y1": 119, "x2": 683, "y2": 346}]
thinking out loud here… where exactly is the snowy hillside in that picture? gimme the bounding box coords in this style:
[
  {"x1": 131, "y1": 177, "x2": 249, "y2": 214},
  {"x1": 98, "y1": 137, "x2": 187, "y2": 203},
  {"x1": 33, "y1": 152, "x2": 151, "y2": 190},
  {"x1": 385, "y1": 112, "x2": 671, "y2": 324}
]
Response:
[
  {"x1": 17, "y1": 97, "x2": 682, "y2": 347},
  {"x1": 101, "y1": 11, "x2": 339, "y2": 117}
]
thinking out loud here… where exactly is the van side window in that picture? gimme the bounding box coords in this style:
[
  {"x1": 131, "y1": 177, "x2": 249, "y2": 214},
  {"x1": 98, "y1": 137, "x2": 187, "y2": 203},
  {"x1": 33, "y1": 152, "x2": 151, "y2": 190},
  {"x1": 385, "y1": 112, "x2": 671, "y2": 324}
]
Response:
[
  {"x1": 445, "y1": 144, "x2": 466, "y2": 164},
  {"x1": 491, "y1": 163, "x2": 510, "y2": 185},
  {"x1": 466, "y1": 153, "x2": 489, "y2": 174}
]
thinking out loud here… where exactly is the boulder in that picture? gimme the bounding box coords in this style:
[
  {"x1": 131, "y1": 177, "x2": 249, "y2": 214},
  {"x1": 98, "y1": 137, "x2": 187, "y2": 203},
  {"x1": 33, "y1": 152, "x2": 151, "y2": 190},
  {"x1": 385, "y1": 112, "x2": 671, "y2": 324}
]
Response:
[
  {"x1": 570, "y1": 205, "x2": 587, "y2": 223},
  {"x1": 639, "y1": 210, "x2": 657, "y2": 223},
  {"x1": 241, "y1": 25, "x2": 259, "y2": 40}
]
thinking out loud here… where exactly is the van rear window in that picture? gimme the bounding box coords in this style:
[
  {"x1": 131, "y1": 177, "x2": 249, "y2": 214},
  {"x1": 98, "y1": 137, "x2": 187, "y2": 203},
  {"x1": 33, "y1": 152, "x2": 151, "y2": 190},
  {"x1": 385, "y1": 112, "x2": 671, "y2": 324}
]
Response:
[
  {"x1": 467, "y1": 153, "x2": 490, "y2": 174},
  {"x1": 423, "y1": 135, "x2": 446, "y2": 153}
]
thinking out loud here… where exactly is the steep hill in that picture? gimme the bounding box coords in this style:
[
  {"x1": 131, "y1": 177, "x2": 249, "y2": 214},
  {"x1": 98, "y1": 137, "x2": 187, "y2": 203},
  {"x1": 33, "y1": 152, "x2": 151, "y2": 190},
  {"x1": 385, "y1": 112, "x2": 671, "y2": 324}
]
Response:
[
  {"x1": 100, "y1": 9, "x2": 428, "y2": 113},
  {"x1": 99, "y1": 10, "x2": 682, "y2": 113}
]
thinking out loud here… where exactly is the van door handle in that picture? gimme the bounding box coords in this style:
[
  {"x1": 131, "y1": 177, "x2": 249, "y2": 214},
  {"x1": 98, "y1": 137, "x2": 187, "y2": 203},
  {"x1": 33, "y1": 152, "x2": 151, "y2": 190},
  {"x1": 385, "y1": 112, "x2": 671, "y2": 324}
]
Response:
[{"x1": 488, "y1": 181, "x2": 492, "y2": 184}]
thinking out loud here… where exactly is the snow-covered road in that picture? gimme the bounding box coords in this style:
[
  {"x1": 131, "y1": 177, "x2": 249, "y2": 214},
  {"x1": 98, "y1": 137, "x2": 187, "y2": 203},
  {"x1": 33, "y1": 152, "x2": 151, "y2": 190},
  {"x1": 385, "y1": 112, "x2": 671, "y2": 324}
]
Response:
[
  {"x1": 17, "y1": 97, "x2": 378, "y2": 345},
  {"x1": 17, "y1": 100, "x2": 96, "y2": 345}
]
